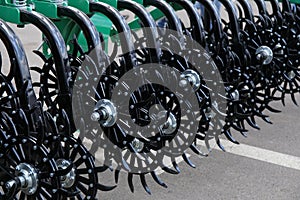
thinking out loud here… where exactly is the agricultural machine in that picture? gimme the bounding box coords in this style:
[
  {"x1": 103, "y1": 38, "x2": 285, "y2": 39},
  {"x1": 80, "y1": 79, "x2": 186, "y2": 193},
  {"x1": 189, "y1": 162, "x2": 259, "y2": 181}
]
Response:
[{"x1": 0, "y1": 0, "x2": 299, "y2": 199}]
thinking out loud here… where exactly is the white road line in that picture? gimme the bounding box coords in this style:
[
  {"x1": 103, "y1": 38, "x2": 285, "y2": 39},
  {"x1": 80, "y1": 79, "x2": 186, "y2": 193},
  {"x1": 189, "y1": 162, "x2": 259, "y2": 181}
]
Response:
[
  {"x1": 215, "y1": 139, "x2": 300, "y2": 171},
  {"x1": 158, "y1": 140, "x2": 300, "y2": 175}
]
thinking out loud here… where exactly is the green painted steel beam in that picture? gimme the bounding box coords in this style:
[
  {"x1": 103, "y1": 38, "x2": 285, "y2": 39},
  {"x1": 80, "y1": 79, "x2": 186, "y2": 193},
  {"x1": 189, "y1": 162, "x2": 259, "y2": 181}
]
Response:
[{"x1": 0, "y1": 1, "x2": 32, "y2": 24}]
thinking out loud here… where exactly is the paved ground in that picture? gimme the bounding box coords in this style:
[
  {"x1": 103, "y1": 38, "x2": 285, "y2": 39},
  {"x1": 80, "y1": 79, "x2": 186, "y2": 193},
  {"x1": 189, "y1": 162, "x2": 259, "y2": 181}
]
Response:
[{"x1": 5, "y1": 12, "x2": 300, "y2": 200}]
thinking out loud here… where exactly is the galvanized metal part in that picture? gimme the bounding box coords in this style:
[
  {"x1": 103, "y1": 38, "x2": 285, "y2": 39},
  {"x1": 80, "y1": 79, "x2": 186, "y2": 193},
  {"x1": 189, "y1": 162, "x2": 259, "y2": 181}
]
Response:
[
  {"x1": 56, "y1": 159, "x2": 76, "y2": 189},
  {"x1": 255, "y1": 46, "x2": 274, "y2": 65},
  {"x1": 93, "y1": 99, "x2": 117, "y2": 127}
]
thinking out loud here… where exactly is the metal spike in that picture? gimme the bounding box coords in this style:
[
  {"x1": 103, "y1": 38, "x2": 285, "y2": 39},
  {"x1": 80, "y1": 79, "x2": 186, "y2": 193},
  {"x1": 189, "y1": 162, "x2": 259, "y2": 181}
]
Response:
[
  {"x1": 291, "y1": 92, "x2": 298, "y2": 106},
  {"x1": 216, "y1": 138, "x2": 226, "y2": 152},
  {"x1": 140, "y1": 174, "x2": 151, "y2": 195},
  {"x1": 196, "y1": 134, "x2": 205, "y2": 140},
  {"x1": 231, "y1": 123, "x2": 248, "y2": 132},
  {"x1": 172, "y1": 160, "x2": 181, "y2": 173},
  {"x1": 0, "y1": 52, "x2": 2, "y2": 71},
  {"x1": 45, "y1": 111, "x2": 59, "y2": 134},
  {"x1": 182, "y1": 153, "x2": 196, "y2": 168},
  {"x1": 266, "y1": 105, "x2": 281, "y2": 113},
  {"x1": 115, "y1": 170, "x2": 120, "y2": 184},
  {"x1": 58, "y1": 188, "x2": 80, "y2": 197},
  {"x1": 128, "y1": 173, "x2": 134, "y2": 193},
  {"x1": 150, "y1": 171, "x2": 167, "y2": 188},
  {"x1": 121, "y1": 157, "x2": 131, "y2": 172},
  {"x1": 16, "y1": 109, "x2": 29, "y2": 136},
  {"x1": 190, "y1": 143, "x2": 208, "y2": 157},
  {"x1": 96, "y1": 183, "x2": 117, "y2": 191},
  {"x1": 30, "y1": 66, "x2": 43, "y2": 74},
  {"x1": 223, "y1": 130, "x2": 239, "y2": 144},
  {"x1": 33, "y1": 50, "x2": 48, "y2": 62},
  {"x1": 246, "y1": 118, "x2": 260, "y2": 130},
  {"x1": 60, "y1": 109, "x2": 71, "y2": 135},
  {"x1": 162, "y1": 166, "x2": 180, "y2": 174},
  {"x1": 94, "y1": 166, "x2": 110, "y2": 173},
  {"x1": 262, "y1": 117, "x2": 273, "y2": 124}
]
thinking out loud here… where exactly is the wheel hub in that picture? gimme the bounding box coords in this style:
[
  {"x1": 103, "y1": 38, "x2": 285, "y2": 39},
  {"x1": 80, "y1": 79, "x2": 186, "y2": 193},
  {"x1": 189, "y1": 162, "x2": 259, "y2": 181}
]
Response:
[
  {"x1": 161, "y1": 112, "x2": 177, "y2": 135},
  {"x1": 288, "y1": 71, "x2": 296, "y2": 79},
  {"x1": 6, "y1": 163, "x2": 38, "y2": 195},
  {"x1": 230, "y1": 89, "x2": 240, "y2": 101},
  {"x1": 179, "y1": 69, "x2": 201, "y2": 90},
  {"x1": 255, "y1": 46, "x2": 273, "y2": 65},
  {"x1": 91, "y1": 99, "x2": 117, "y2": 127},
  {"x1": 56, "y1": 159, "x2": 76, "y2": 189},
  {"x1": 131, "y1": 138, "x2": 144, "y2": 153}
]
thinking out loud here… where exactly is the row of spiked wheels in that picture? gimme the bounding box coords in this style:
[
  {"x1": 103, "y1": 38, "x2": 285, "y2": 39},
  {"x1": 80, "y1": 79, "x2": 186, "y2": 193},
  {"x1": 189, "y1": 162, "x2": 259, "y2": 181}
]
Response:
[{"x1": 0, "y1": 0, "x2": 299, "y2": 199}]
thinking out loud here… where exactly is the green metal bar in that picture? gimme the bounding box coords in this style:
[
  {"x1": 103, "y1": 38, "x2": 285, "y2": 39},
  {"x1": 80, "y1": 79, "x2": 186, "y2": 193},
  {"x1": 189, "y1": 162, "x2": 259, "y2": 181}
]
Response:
[
  {"x1": 282, "y1": 0, "x2": 300, "y2": 4},
  {"x1": 67, "y1": 0, "x2": 117, "y2": 51},
  {"x1": 0, "y1": 1, "x2": 32, "y2": 24}
]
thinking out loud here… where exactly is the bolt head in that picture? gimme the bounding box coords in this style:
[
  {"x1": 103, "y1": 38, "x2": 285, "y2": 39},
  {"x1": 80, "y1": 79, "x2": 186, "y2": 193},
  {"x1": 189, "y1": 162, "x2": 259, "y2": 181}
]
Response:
[
  {"x1": 91, "y1": 112, "x2": 101, "y2": 121},
  {"x1": 288, "y1": 71, "x2": 296, "y2": 79},
  {"x1": 179, "y1": 79, "x2": 189, "y2": 88},
  {"x1": 256, "y1": 46, "x2": 273, "y2": 65},
  {"x1": 131, "y1": 139, "x2": 144, "y2": 153}
]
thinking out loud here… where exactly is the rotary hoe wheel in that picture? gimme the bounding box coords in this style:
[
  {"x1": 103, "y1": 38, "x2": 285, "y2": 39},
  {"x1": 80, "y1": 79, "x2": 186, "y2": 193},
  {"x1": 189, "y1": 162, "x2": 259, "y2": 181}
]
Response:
[
  {"x1": 269, "y1": 0, "x2": 300, "y2": 105},
  {"x1": 71, "y1": 1, "x2": 226, "y2": 193},
  {"x1": 0, "y1": 0, "x2": 300, "y2": 198},
  {"x1": 0, "y1": 111, "x2": 61, "y2": 200}
]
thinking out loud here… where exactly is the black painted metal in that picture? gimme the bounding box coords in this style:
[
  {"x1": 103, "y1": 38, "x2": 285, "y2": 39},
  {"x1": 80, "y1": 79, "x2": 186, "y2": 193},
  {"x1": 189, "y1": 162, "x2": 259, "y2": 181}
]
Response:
[
  {"x1": 117, "y1": 0, "x2": 161, "y2": 62},
  {"x1": 90, "y1": 1, "x2": 137, "y2": 69},
  {"x1": 166, "y1": 0, "x2": 205, "y2": 45}
]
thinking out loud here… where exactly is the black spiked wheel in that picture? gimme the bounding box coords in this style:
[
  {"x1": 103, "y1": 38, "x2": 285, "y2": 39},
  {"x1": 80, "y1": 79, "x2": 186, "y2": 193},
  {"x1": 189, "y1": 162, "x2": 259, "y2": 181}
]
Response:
[
  {"x1": 270, "y1": 7, "x2": 300, "y2": 105},
  {"x1": 71, "y1": 19, "x2": 230, "y2": 192},
  {"x1": 52, "y1": 135, "x2": 114, "y2": 199},
  {"x1": 0, "y1": 117, "x2": 61, "y2": 200},
  {"x1": 236, "y1": 20, "x2": 282, "y2": 121},
  {"x1": 31, "y1": 38, "x2": 86, "y2": 115},
  {"x1": 41, "y1": 106, "x2": 116, "y2": 199}
]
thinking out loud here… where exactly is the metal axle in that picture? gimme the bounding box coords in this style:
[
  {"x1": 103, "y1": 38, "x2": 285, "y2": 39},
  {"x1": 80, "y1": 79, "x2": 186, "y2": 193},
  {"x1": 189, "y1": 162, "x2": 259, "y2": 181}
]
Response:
[
  {"x1": 179, "y1": 69, "x2": 201, "y2": 90},
  {"x1": 5, "y1": 163, "x2": 38, "y2": 195},
  {"x1": 91, "y1": 99, "x2": 117, "y2": 127}
]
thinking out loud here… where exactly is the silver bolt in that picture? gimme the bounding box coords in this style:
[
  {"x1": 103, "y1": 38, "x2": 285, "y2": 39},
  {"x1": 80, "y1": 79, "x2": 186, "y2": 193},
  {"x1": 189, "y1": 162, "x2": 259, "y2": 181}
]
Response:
[
  {"x1": 91, "y1": 112, "x2": 101, "y2": 121},
  {"x1": 288, "y1": 71, "x2": 296, "y2": 79},
  {"x1": 131, "y1": 138, "x2": 144, "y2": 153},
  {"x1": 179, "y1": 70, "x2": 201, "y2": 91},
  {"x1": 10, "y1": 163, "x2": 38, "y2": 195},
  {"x1": 162, "y1": 113, "x2": 177, "y2": 135},
  {"x1": 92, "y1": 99, "x2": 117, "y2": 127},
  {"x1": 205, "y1": 107, "x2": 216, "y2": 119},
  {"x1": 230, "y1": 89, "x2": 240, "y2": 101},
  {"x1": 56, "y1": 159, "x2": 76, "y2": 189},
  {"x1": 256, "y1": 46, "x2": 273, "y2": 65},
  {"x1": 5, "y1": 180, "x2": 16, "y2": 190},
  {"x1": 179, "y1": 79, "x2": 189, "y2": 88}
]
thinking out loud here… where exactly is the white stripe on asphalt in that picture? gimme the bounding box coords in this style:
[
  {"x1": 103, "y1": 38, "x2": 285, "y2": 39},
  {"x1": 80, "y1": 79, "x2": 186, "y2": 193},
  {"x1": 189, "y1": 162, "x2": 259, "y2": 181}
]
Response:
[
  {"x1": 215, "y1": 139, "x2": 300, "y2": 171},
  {"x1": 158, "y1": 140, "x2": 300, "y2": 175}
]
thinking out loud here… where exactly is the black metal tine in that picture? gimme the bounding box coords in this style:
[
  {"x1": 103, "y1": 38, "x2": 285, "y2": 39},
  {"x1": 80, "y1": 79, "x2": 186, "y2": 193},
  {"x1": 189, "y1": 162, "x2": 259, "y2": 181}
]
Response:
[
  {"x1": 182, "y1": 153, "x2": 196, "y2": 168},
  {"x1": 150, "y1": 171, "x2": 168, "y2": 188},
  {"x1": 127, "y1": 173, "x2": 134, "y2": 193},
  {"x1": 140, "y1": 174, "x2": 151, "y2": 195}
]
